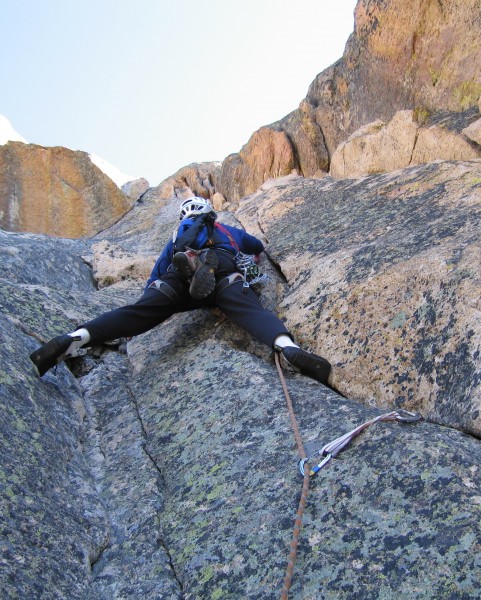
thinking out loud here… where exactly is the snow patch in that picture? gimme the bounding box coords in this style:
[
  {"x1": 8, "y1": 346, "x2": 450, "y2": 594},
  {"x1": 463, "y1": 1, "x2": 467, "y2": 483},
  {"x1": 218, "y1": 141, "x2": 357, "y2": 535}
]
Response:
[
  {"x1": 0, "y1": 114, "x2": 28, "y2": 144},
  {"x1": 1, "y1": 113, "x2": 139, "y2": 188},
  {"x1": 89, "y1": 153, "x2": 138, "y2": 187}
]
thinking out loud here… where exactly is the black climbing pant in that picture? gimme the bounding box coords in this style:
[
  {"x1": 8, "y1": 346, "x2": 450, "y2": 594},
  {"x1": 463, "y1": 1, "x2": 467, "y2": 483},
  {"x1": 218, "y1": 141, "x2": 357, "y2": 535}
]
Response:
[{"x1": 82, "y1": 250, "x2": 289, "y2": 349}]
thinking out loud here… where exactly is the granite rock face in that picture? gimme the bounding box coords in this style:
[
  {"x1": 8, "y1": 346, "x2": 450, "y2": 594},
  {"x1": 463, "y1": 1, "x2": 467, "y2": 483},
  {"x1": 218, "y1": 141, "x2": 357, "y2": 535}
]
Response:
[
  {"x1": 0, "y1": 142, "x2": 134, "y2": 238},
  {"x1": 2, "y1": 161, "x2": 481, "y2": 597},
  {"x1": 3, "y1": 2, "x2": 481, "y2": 594},
  {"x1": 237, "y1": 161, "x2": 481, "y2": 438},
  {"x1": 330, "y1": 108, "x2": 481, "y2": 178},
  {"x1": 307, "y1": 0, "x2": 481, "y2": 157},
  {"x1": 219, "y1": 114, "x2": 327, "y2": 204},
  {"x1": 216, "y1": 0, "x2": 481, "y2": 201}
]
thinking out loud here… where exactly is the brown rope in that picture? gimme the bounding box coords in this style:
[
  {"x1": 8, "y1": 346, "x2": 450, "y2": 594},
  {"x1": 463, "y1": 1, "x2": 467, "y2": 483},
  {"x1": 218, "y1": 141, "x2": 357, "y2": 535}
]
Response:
[
  {"x1": 274, "y1": 354, "x2": 423, "y2": 598},
  {"x1": 275, "y1": 352, "x2": 310, "y2": 600}
]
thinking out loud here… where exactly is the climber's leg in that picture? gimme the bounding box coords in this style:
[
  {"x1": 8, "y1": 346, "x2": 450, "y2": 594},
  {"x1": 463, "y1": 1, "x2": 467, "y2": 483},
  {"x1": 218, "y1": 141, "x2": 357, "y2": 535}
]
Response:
[
  {"x1": 214, "y1": 276, "x2": 331, "y2": 384},
  {"x1": 215, "y1": 277, "x2": 290, "y2": 347},
  {"x1": 30, "y1": 274, "x2": 197, "y2": 376}
]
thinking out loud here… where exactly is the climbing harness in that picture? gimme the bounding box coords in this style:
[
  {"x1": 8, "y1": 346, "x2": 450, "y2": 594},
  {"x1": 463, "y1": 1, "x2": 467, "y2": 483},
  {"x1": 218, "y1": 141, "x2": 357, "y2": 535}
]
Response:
[
  {"x1": 235, "y1": 252, "x2": 269, "y2": 292},
  {"x1": 173, "y1": 218, "x2": 267, "y2": 293},
  {"x1": 213, "y1": 223, "x2": 268, "y2": 292},
  {"x1": 274, "y1": 352, "x2": 423, "y2": 600}
]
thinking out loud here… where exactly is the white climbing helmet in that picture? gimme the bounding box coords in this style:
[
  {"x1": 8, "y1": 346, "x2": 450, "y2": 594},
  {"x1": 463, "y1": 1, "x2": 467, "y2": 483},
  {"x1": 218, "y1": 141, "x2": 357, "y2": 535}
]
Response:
[{"x1": 179, "y1": 196, "x2": 214, "y2": 220}]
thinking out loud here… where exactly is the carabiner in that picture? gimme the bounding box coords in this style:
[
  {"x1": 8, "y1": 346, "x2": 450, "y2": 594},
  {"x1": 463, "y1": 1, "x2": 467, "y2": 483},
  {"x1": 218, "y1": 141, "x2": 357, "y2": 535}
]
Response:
[
  {"x1": 298, "y1": 452, "x2": 332, "y2": 477},
  {"x1": 394, "y1": 409, "x2": 423, "y2": 423}
]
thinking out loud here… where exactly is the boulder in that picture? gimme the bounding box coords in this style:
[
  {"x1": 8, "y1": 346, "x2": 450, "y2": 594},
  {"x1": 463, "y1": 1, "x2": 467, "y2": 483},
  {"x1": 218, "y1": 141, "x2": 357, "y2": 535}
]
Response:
[
  {"x1": 413, "y1": 124, "x2": 481, "y2": 164},
  {"x1": 219, "y1": 126, "x2": 299, "y2": 205},
  {"x1": 330, "y1": 108, "x2": 481, "y2": 178},
  {"x1": 150, "y1": 161, "x2": 222, "y2": 204},
  {"x1": 0, "y1": 142, "x2": 134, "y2": 238},
  {"x1": 88, "y1": 240, "x2": 157, "y2": 289},
  {"x1": 330, "y1": 112, "x2": 418, "y2": 178},
  {"x1": 211, "y1": 191, "x2": 227, "y2": 211},
  {"x1": 121, "y1": 177, "x2": 150, "y2": 201},
  {"x1": 412, "y1": 107, "x2": 481, "y2": 164},
  {"x1": 463, "y1": 118, "x2": 481, "y2": 146}
]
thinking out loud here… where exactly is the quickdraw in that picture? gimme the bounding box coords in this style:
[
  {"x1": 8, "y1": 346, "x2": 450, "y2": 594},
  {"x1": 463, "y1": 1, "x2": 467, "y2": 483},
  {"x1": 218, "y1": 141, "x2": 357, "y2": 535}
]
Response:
[{"x1": 299, "y1": 409, "x2": 423, "y2": 477}]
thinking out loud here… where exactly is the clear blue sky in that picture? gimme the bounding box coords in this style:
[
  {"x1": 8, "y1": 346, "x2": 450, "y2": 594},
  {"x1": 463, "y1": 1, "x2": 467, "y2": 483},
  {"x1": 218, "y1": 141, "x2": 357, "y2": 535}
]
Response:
[{"x1": 1, "y1": 0, "x2": 357, "y2": 186}]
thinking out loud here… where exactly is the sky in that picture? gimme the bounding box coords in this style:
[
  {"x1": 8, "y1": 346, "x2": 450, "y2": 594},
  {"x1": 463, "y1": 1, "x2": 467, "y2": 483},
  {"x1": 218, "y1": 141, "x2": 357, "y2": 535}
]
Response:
[{"x1": 0, "y1": 0, "x2": 358, "y2": 186}]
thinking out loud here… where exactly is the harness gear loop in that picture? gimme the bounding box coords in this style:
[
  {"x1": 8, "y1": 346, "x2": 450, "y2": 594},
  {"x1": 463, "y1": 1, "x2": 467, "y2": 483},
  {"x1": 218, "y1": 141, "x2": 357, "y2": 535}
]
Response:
[{"x1": 235, "y1": 252, "x2": 269, "y2": 293}]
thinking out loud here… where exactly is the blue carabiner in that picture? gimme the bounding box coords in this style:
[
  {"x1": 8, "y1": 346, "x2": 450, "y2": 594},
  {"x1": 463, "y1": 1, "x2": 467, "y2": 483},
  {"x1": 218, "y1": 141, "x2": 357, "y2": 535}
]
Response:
[{"x1": 298, "y1": 452, "x2": 332, "y2": 477}]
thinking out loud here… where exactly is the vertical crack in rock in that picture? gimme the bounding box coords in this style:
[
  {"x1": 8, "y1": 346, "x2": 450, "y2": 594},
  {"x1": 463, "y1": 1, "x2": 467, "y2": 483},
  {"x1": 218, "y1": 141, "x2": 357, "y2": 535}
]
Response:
[
  {"x1": 256, "y1": 215, "x2": 270, "y2": 247},
  {"x1": 125, "y1": 383, "x2": 185, "y2": 594},
  {"x1": 409, "y1": 127, "x2": 421, "y2": 166},
  {"x1": 74, "y1": 354, "x2": 185, "y2": 598},
  {"x1": 156, "y1": 534, "x2": 186, "y2": 597},
  {"x1": 77, "y1": 372, "x2": 114, "y2": 578},
  {"x1": 126, "y1": 383, "x2": 167, "y2": 485},
  {"x1": 319, "y1": 123, "x2": 329, "y2": 167},
  {"x1": 263, "y1": 249, "x2": 288, "y2": 285}
]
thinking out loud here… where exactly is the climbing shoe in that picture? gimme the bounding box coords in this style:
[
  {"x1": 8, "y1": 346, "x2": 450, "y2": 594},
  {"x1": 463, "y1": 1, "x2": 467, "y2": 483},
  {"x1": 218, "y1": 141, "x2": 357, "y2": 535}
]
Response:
[
  {"x1": 30, "y1": 334, "x2": 77, "y2": 377},
  {"x1": 188, "y1": 249, "x2": 218, "y2": 299},
  {"x1": 173, "y1": 249, "x2": 200, "y2": 279},
  {"x1": 281, "y1": 346, "x2": 331, "y2": 384}
]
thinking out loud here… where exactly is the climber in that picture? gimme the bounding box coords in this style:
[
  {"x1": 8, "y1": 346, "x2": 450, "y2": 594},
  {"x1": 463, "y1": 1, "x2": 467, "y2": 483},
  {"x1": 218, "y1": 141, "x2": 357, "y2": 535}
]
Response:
[{"x1": 30, "y1": 197, "x2": 331, "y2": 383}]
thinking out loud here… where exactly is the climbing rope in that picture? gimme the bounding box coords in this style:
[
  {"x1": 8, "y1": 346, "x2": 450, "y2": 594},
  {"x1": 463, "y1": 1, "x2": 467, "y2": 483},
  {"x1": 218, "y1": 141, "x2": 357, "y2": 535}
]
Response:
[
  {"x1": 274, "y1": 352, "x2": 310, "y2": 600},
  {"x1": 274, "y1": 352, "x2": 423, "y2": 599}
]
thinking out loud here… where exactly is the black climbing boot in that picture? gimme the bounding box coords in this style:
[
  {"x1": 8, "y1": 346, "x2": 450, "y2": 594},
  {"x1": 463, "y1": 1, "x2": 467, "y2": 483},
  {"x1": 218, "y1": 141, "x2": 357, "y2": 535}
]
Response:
[
  {"x1": 281, "y1": 346, "x2": 331, "y2": 384},
  {"x1": 189, "y1": 249, "x2": 218, "y2": 299},
  {"x1": 30, "y1": 334, "x2": 76, "y2": 377},
  {"x1": 173, "y1": 249, "x2": 200, "y2": 279}
]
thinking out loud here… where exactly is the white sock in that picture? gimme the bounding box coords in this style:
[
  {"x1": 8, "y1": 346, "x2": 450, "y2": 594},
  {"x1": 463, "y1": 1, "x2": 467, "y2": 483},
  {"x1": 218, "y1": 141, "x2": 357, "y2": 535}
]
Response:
[
  {"x1": 274, "y1": 334, "x2": 299, "y2": 351},
  {"x1": 65, "y1": 328, "x2": 91, "y2": 357}
]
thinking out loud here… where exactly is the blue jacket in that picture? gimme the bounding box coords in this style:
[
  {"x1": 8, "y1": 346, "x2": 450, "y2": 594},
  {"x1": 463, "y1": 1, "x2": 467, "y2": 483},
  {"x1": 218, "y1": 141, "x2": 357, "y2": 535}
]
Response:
[{"x1": 146, "y1": 219, "x2": 264, "y2": 288}]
